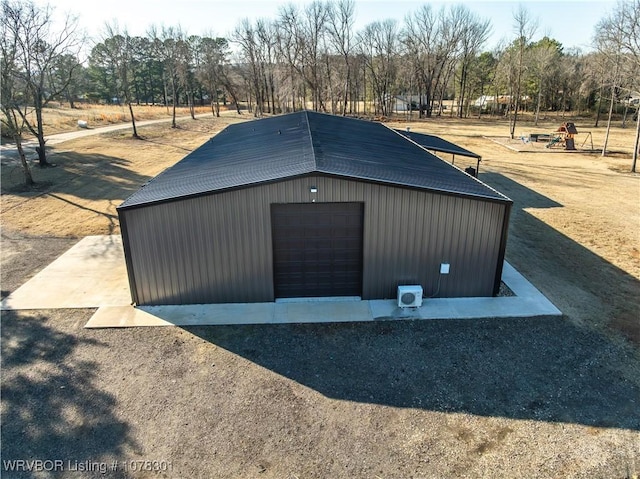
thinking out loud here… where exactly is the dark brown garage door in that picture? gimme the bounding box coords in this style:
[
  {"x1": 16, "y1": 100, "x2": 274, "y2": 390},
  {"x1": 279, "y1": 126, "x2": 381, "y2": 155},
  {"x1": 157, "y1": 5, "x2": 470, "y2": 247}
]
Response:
[{"x1": 271, "y1": 202, "x2": 364, "y2": 298}]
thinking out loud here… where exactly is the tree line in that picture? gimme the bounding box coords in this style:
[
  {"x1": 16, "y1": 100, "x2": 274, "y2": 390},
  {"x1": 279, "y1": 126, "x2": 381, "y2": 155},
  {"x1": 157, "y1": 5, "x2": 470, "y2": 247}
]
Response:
[{"x1": 2, "y1": 0, "x2": 639, "y2": 184}]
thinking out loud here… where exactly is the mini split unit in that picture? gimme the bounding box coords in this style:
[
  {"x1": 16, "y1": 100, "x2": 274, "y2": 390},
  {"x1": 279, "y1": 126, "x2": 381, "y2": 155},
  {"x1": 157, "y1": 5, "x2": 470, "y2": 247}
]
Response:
[{"x1": 397, "y1": 285, "x2": 423, "y2": 308}]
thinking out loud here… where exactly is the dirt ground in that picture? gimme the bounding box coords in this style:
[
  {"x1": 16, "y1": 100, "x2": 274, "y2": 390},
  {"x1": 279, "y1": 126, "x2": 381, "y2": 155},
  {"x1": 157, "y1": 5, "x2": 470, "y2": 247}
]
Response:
[{"x1": 1, "y1": 111, "x2": 639, "y2": 478}]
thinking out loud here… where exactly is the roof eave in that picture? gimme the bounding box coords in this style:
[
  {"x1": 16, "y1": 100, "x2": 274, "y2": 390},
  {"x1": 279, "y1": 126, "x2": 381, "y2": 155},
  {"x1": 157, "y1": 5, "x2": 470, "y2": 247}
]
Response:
[{"x1": 118, "y1": 169, "x2": 512, "y2": 212}]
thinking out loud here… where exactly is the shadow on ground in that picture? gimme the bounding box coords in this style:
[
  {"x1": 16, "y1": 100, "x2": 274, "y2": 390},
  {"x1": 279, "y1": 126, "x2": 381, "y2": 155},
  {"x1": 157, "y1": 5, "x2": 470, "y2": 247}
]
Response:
[
  {"x1": 1, "y1": 151, "x2": 150, "y2": 202},
  {"x1": 1, "y1": 151, "x2": 151, "y2": 234},
  {"x1": 186, "y1": 315, "x2": 639, "y2": 430},
  {"x1": 1, "y1": 311, "x2": 137, "y2": 478},
  {"x1": 481, "y1": 172, "x2": 640, "y2": 344},
  {"x1": 480, "y1": 172, "x2": 563, "y2": 209}
]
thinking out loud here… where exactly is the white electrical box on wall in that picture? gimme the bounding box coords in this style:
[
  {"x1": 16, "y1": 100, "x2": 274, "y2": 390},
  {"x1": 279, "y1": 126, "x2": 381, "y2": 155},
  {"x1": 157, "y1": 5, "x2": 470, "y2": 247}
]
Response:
[{"x1": 440, "y1": 263, "x2": 450, "y2": 274}]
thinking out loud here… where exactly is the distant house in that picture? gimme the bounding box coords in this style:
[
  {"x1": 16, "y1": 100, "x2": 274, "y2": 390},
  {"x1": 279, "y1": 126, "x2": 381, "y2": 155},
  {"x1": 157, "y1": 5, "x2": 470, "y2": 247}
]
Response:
[
  {"x1": 474, "y1": 95, "x2": 496, "y2": 109},
  {"x1": 624, "y1": 91, "x2": 640, "y2": 106},
  {"x1": 118, "y1": 111, "x2": 512, "y2": 306},
  {"x1": 473, "y1": 95, "x2": 531, "y2": 112},
  {"x1": 391, "y1": 95, "x2": 422, "y2": 113},
  {"x1": 389, "y1": 95, "x2": 449, "y2": 115}
]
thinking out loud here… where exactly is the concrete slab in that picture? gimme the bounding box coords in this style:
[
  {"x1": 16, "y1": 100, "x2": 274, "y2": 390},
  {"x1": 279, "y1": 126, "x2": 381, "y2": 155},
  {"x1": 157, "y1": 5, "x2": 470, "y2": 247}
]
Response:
[
  {"x1": 0, "y1": 233, "x2": 561, "y2": 327},
  {"x1": 85, "y1": 262, "x2": 560, "y2": 328},
  {"x1": 1, "y1": 235, "x2": 131, "y2": 310},
  {"x1": 277, "y1": 300, "x2": 372, "y2": 324},
  {"x1": 87, "y1": 303, "x2": 278, "y2": 327},
  {"x1": 86, "y1": 301, "x2": 375, "y2": 328}
]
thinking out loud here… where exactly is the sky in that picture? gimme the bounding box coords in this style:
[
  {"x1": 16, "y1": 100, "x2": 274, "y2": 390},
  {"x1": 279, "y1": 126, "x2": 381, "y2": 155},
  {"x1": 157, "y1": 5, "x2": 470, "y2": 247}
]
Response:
[{"x1": 44, "y1": 0, "x2": 615, "y2": 53}]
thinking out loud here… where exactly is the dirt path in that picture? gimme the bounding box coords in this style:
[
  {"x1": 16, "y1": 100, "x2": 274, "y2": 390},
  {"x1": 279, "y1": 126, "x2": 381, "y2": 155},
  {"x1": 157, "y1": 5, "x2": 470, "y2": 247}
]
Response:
[{"x1": 0, "y1": 113, "x2": 215, "y2": 161}]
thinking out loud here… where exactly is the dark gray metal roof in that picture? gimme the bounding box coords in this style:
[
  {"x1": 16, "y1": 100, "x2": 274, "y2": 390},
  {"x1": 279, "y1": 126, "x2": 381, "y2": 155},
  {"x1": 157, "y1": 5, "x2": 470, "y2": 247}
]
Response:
[
  {"x1": 394, "y1": 129, "x2": 482, "y2": 159},
  {"x1": 119, "y1": 111, "x2": 509, "y2": 209}
]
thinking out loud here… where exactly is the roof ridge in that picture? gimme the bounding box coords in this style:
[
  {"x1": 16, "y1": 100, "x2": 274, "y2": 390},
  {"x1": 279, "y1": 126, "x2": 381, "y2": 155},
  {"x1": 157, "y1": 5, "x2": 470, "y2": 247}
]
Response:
[{"x1": 303, "y1": 110, "x2": 318, "y2": 167}]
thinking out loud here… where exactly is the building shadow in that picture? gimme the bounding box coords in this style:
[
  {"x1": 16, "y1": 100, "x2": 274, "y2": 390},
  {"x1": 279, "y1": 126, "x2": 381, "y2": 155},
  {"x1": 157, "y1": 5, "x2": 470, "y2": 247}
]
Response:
[
  {"x1": 182, "y1": 170, "x2": 639, "y2": 429},
  {"x1": 480, "y1": 172, "x2": 563, "y2": 209},
  {"x1": 1, "y1": 311, "x2": 137, "y2": 478},
  {"x1": 184, "y1": 315, "x2": 638, "y2": 430},
  {"x1": 480, "y1": 171, "x2": 639, "y2": 344}
]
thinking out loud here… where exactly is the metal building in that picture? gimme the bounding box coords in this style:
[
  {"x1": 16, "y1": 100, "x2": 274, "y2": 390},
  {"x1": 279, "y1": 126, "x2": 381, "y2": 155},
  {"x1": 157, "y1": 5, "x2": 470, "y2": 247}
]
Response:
[{"x1": 117, "y1": 111, "x2": 512, "y2": 306}]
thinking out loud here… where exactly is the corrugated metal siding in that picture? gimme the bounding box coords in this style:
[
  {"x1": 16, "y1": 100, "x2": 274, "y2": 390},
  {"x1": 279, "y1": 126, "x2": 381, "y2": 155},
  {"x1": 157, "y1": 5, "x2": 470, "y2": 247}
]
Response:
[{"x1": 120, "y1": 174, "x2": 508, "y2": 305}]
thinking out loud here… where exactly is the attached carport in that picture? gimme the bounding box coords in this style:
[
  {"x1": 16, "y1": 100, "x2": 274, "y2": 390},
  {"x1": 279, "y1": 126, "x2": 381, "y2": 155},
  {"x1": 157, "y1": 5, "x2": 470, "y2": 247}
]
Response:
[{"x1": 395, "y1": 129, "x2": 483, "y2": 177}]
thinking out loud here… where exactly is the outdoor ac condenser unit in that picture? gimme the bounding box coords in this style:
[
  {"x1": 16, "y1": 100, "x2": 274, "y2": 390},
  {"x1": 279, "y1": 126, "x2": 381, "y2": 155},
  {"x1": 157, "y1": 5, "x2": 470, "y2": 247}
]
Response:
[{"x1": 397, "y1": 285, "x2": 423, "y2": 308}]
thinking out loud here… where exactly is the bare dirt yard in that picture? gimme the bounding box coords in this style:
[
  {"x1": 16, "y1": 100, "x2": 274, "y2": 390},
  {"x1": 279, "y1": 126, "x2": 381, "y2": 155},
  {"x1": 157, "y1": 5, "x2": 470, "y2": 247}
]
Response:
[{"x1": 1, "y1": 109, "x2": 639, "y2": 478}]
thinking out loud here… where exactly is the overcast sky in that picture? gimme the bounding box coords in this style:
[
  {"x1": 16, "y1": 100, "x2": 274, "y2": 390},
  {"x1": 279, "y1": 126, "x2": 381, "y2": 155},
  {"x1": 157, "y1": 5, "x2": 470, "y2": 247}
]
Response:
[{"x1": 43, "y1": 0, "x2": 613, "y2": 53}]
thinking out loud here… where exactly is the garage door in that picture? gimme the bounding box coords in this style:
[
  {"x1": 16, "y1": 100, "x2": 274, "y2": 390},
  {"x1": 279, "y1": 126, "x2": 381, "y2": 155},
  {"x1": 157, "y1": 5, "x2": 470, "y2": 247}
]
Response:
[{"x1": 271, "y1": 202, "x2": 364, "y2": 298}]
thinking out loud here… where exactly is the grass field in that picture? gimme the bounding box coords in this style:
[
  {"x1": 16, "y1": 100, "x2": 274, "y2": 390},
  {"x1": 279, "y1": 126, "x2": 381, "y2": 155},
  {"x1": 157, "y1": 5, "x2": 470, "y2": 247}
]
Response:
[
  {"x1": 0, "y1": 102, "x2": 223, "y2": 138},
  {"x1": 1, "y1": 106, "x2": 639, "y2": 478}
]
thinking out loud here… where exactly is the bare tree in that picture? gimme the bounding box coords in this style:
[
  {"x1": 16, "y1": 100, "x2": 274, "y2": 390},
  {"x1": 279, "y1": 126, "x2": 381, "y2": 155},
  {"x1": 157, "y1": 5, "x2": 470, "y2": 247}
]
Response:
[
  {"x1": 555, "y1": 48, "x2": 583, "y2": 116},
  {"x1": 256, "y1": 19, "x2": 279, "y2": 113},
  {"x1": 233, "y1": 18, "x2": 265, "y2": 116},
  {"x1": 149, "y1": 25, "x2": 186, "y2": 127},
  {"x1": 218, "y1": 58, "x2": 244, "y2": 115},
  {"x1": 180, "y1": 35, "x2": 198, "y2": 120},
  {"x1": 197, "y1": 36, "x2": 229, "y2": 117},
  {"x1": 508, "y1": 6, "x2": 538, "y2": 139},
  {"x1": 300, "y1": 1, "x2": 330, "y2": 111},
  {"x1": 583, "y1": 50, "x2": 609, "y2": 127},
  {"x1": 402, "y1": 5, "x2": 464, "y2": 118},
  {"x1": 275, "y1": 4, "x2": 305, "y2": 111},
  {"x1": 93, "y1": 24, "x2": 140, "y2": 138},
  {"x1": 1, "y1": 0, "x2": 82, "y2": 167},
  {"x1": 454, "y1": 6, "x2": 491, "y2": 118},
  {"x1": 326, "y1": 0, "x2": 356, "y2": 115},
  {"x1": 358, "y1": 19, "x2": 399, "y2": 116},
  {"x1": 435, "y1": 6, "x2": 464, "y2": 116},
  {"x1": 529, "y1": 37, "x2": 562, "y2": 125},
  {"x1": 600, "y1": 45, "x2": 622, "y2": 156},
  {"x1": 594, "y1": 0, "x2": 640, "y2": 162},
  {"x1": 273, "y1": 2, "x2": 331, "y2": 112},
  {"x1": 595, "y1": 0, "x2": 640, "y2": 169},
  {"x1": 1, "y1": 15, "x2": 34, "y2": 185}
]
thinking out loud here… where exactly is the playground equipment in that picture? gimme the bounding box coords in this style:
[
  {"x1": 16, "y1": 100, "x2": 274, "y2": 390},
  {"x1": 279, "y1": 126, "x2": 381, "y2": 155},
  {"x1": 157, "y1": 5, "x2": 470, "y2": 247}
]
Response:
[
  {"x1": 546, "y1": 122, "x2": 578, "y2": 150},
  {"x1": 580, "y1": 131, "x2": 594, "y2": 150},
  {"x1": 527, "y1": 123, "x2": 595, "y2": 152}
]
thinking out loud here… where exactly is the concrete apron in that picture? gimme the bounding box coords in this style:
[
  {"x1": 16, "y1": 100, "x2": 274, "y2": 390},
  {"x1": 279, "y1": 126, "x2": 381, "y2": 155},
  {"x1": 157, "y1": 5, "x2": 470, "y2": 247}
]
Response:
[{"x1": 1, "y1": 236, "x2": 561, "y2": 328}]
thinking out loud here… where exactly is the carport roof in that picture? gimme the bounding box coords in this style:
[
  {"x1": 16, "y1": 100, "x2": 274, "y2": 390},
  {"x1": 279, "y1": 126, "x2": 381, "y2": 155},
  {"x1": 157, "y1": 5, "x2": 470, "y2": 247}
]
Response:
[
  {"x1": 394, "y1": 129, "x2": 482, "y2": 159},
  {"x1": 119, "y1": 111, "x2": 509, "y2": 209}
]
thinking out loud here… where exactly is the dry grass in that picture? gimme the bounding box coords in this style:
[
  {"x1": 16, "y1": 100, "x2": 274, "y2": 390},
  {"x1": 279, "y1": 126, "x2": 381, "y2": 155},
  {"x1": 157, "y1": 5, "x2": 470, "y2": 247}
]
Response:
[
  {"x1": 5, "y1": 102, "x2": 225, "y2": 138},
  {"x1": 1, "y1": 110, "x2": 245, "y2": 236}
]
